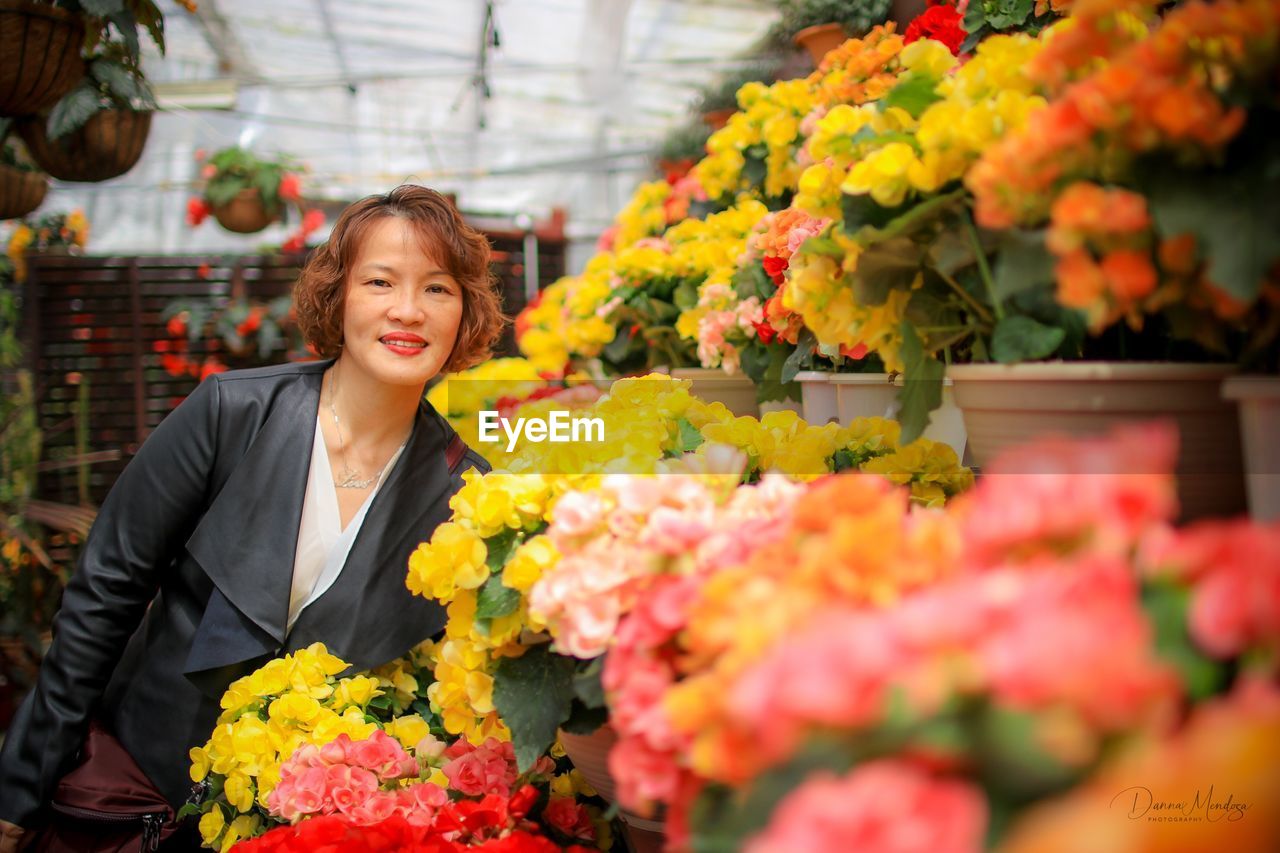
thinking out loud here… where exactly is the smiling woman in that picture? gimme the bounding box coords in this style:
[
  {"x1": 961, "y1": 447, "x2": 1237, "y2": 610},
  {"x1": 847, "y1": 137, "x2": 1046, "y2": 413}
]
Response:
[{"x1": 0, "y1": 186, "x2": 505, "y2": 852}]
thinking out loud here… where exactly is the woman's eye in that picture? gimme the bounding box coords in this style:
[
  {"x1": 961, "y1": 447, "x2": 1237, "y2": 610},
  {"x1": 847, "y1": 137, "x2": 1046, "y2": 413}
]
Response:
[
  {"x1": 369, "y1": 278, "x2": 391, "y2": 287},
  {"x1": 427, "y1": 283, "x2": 450, "y2": 294}
]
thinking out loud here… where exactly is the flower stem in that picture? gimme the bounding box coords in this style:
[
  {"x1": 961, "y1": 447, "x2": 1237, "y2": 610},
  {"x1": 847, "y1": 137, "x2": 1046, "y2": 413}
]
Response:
[
  {"x1": 964, "y1": 211, "x2": 1004, "y2": 322},
  {"x1": 935, "y1": 268, "x2": 993, "y2": 326}
]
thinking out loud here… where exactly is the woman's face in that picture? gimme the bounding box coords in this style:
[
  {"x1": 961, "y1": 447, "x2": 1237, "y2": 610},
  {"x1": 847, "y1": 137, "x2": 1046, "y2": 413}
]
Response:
[{"x1": 339, "y1": 216, "x2": 464, "y2": 390}]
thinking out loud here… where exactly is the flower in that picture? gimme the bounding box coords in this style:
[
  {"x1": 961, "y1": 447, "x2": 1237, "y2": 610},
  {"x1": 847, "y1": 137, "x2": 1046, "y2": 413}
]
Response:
[
  {"x1": 904, "y1": 4, "x2": 966, "y2": 56},
  {"x1": 744, "y1": 762, "x2": 987, "y2": 853}
]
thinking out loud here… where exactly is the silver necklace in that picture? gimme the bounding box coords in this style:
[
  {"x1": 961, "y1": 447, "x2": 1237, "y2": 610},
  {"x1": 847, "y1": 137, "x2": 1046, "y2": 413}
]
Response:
[{"x1": 328, "y1": 368, "x2": 382, "y2": 489}]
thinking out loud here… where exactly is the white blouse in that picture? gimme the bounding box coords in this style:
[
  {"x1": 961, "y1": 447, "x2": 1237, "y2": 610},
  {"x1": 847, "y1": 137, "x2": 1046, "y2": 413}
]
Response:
[{"x1": 286, "y1": 417, "x2": 406, "y2": 633}]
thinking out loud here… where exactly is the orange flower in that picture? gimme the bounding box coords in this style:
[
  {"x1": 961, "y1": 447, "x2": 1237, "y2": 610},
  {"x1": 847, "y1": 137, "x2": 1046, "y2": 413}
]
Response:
[
  {"x1": 1157, "y1": 234, "x2": 1198, "y2": 276},
  {"x1": 1056, "y1": 249, "x2": 1108, "y2": 309},
  {"x1": 1101, "y1": 249, "x2": 1157, "y2": 301}
]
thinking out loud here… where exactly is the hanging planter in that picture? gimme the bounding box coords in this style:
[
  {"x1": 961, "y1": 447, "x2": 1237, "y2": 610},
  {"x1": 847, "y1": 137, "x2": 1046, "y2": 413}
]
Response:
[
  {"x1": 949, "y1": 362, "x2": 1246, "y2": 521},
  {"x1": 0, "y1": 162, "x2": 46, "y2": 219},
  {"x1": 16, "y1": 108, "x2": 152, "y2": 182},
  {"x1": 0, "y1": 0, "x2": 85, "y2": 118},
  {"x1": 792, "y1": 22, "x2": 846, "y2": 65},
  {"x1": 211, "y1": 187, "x2": 277, "y2": 234},
  {"x1": 701, "y1": 107, "x2": 735, "y2": 131}
]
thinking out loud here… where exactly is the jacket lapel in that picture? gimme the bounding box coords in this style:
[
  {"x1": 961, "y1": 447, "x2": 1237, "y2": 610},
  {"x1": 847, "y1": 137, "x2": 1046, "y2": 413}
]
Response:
[
  {"x1": 286, "y1": 403, "x2": 455, "y2": 669},
  {"x1": 185, "y1": 367, "x2": 321, "y2": 648}
]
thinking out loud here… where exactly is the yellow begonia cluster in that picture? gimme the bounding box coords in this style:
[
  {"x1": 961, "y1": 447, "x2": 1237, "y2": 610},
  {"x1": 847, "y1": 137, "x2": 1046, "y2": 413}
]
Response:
[
  {"x1": 406, "y1": 375, "x2": 971, "y2": 740},
  {"x1": 189, "y1": 643, "x2": 438, "y2": 851},
  {"x1": 786, "y1": 34, "x2": 1047, "y2": 366},
  {"x1": 695, "y1": 78, "x2": 817, "y2": 200},
  {"x1": 611, "y1": 180, "x2": 674, "y2": 251}
]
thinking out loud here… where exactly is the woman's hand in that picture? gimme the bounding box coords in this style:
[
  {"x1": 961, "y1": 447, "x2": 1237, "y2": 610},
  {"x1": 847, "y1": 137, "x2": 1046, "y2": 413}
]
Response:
[{"x1": 0, "y1": 818, "x2": 26, "y2": 853}]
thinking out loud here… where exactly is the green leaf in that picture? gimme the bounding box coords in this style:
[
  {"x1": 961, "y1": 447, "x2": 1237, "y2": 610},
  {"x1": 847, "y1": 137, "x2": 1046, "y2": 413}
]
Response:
[
  {"x1": 47, "y1": 83, "x2": 104, "y2": 139},
  {"x1": 991, "y1": 315, "x2": 1066, "y2": 364},
  {"x1": 572, "y1": 658, "x2": 606, "y2": 708},
  {"x1": 80, "y1": 0, "x2": 125, "y2": 15},
  {"x1": 1140, "y1": 143, "x2": 1280, "y2": 305},
  {"x1": 256, "y1": 320, "x2": 282, "y2": 360},
  {"x1": 561, "y1": 701, "x2": 608, "y2": 735},
  {"x1": 993, "y1": 229, "x2": 1056, "y2": 303},
  {"x1": 739, "y1": 343, "x2": 771, "y2": 384},
  {"x1": 492, "y1": 645, "x2": 578, "y2": 772},
  {"x1": 842, "y1": 192, "x2": 912, "y2": 233},
  {"x1": 108, "y1": 10, "x2": 142, "y2": 63},
  {"x1": 602, "y1": 327, "x2": 638, "y2": 364},
  {"x1": 881, "y1": 74, "x2": 943, "y2": 119},
  {"x1": 797, "y1": 234, "x2": 844, "y2": 259},
  {"x1": 476, "y1": 574, "x2": 521, "y2": 620},
  {"x1": 781, "y1": 328, "x2": 816, "y2": 383},
  {"x1": 483, "y1": 528, "x2": 519, "y2": 575},
  {"x1": 1142, "y1": 581, "x2": 1228, "y2": 701},
  {"x1": 673, "y1": 280, "x2": 699, "y2": 311},
  {"x1": 741, "y1": 150, "x2": 767, "y2": 191},
  {"x1": 986, "y1": 0, "x2": 1035, "y2": 29},
  {"x1": 897, "y1": 321, "x2": 944, "y2": 444},
  {"x1": 855, "y1": 189, "x2": 966, "y2": 244},
  {"x1": 850, "y1": 240, "x2": 921, "y2": 306},
  {"x1": 675, "y1": 417, "x2": 704, "y2": 453}
]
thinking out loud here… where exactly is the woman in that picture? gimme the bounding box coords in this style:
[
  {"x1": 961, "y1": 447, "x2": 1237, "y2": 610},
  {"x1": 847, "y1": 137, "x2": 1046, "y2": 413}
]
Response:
[{"x1": 0, "y1": 185, "x2": 504, "y2": 851}]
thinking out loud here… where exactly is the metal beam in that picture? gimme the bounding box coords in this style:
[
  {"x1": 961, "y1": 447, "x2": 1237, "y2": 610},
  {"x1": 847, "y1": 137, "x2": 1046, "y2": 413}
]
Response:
[{"x1": 190, "y1": 0, "x2": 263, "y2": 83}]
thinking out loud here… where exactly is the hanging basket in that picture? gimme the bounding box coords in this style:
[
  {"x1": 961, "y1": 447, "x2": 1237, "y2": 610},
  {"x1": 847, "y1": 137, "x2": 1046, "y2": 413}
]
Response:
[
  {"x1": 701, "y1": 107, "x2": 735, "y2": 131},
  {"x1": 17, "y1": 109, "x2": 153, "y2": 183},
  {"x1": 0, "y1": 0, "x2": 85, "y2": 118},
  {"x1": 212, "y1": 188, "x2": 277, "y2": 234},
  {"x1": 0, "y1": 162, "x2": 46, "y2": 219},
  {"x1": 792, "y1": 22, "x2": 847, "y2": 66}
]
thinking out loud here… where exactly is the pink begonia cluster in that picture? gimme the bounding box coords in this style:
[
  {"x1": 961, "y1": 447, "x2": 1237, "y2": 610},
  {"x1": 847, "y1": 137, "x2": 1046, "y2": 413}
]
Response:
[
  {"x1": 592, "y1": 476, "x2": 808, "y2": 819},
  {"x1": 267, "y1": 731, "x2": 447, "y2": 826},
  {"x1": 694, "y1": 285, "x2": 764, "y2": 373},
  {"x1": 440, "y1": 737, "x2": 528, "y2": 798},
  {"x1": 1140, "y1": 517, "x2": 1280, "y2": 659},
  {"x1": 528, "y1": 470, "x2": 805, "y2": 660},
  {"x1": 743, "y1": 762, "x2": 987, "y2": 853}
]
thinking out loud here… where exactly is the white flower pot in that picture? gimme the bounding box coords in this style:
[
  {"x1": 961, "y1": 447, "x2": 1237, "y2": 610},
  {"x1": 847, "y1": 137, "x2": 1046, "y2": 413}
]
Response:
[
  {"x1": 795, "y1": 370, "x2": 838, "y2": 425},
  {"x1": 670, "y1": 367, "x2": 759, "y2": 418}
]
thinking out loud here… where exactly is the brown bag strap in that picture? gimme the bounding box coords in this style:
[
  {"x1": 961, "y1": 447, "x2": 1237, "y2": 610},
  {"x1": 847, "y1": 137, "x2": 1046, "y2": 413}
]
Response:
[{"x1": 445, "y1": 433, "x2": 467, "y2": 474}]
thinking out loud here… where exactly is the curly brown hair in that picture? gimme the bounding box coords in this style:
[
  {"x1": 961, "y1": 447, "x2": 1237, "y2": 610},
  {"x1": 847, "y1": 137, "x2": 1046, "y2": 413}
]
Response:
[{"x1": 293, "y1": 185, "x2": 506, "y2": 373}]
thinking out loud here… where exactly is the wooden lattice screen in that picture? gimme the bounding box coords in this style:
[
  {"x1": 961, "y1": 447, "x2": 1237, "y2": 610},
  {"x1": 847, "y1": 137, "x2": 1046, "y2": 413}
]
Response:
[{"x1": 25, "y1": 233, "x2": 564, "y2": 505}]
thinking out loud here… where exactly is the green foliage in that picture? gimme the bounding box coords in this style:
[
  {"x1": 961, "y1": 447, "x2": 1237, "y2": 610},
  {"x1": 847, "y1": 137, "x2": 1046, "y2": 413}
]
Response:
[
  {"x1": 1142, "y1": 581, "x2": 1229, "y2": 702},
  {"x1": 961, "y1": 0, "x2": 1061, "y2": 53},
  {"x1": 656, "y1": 121, "x2": 712, "y2": 168},
  {"x1": 991, "y1": 315, "x2": 1066, "y2": 363},
  {"x1": 492, "y1": 644, "x2": 579, "y2": 772},
  {"x1": 475, "y1": 574, "x2": 521, "y2": 620},
  {"x1": 693, "y1": 60, "x2": 783, "y2": 114},
  {"x1": 896, "y1": 321, "x2": 944, "y2": 444},
  {"x1": 769, "y1": 0, "x2": 893, "y2": 44},
  {"x1": 45, "y1": 43, "x2": 158, "y2": 139},
  {"x1": 56, "y1": 0, "x2": 169, "y2": 62},
  {"x1": 881, "y1": 74, "x2": 945, "y2": 119}
]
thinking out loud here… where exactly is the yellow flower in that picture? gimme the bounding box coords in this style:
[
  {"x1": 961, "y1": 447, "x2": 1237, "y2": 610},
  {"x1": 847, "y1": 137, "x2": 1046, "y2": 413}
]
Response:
[
  {"x1": 386, "y1": 714, "x2": 432, "y2": 751},
  {"x1": 219, "y1": 814, "x2": 260, "y2": 853},
  {"x1": 189, "y1": 747, "x2": 212, "y2": 783},
  {"x1": 406, "y1": 522, "x2": 488, "y2": 602},
  {"x1": 223, "y1": 771, "x2": 255, "y2": 813},
  {"x1": 503, "y1": 536, "x2": 559, "y2": 593},
  {"x1": 267, "y1": 691, "x2": 323, "y2": 725},
  {"x1": 331, "y1": 675, "x2": 382, "y2": 709},
  {"x1": 900, "y1": 39, "x2": 958, "y2": 78},
  {"x1": 198, "y1": 809, "x2": 225, "y2": 847}
]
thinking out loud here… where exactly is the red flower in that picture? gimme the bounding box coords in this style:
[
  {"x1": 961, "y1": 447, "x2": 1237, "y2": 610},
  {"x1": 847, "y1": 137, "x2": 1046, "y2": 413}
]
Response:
[
  {"x1": 166, "y1": 313, "x2": 188, "y2": 337},
  {"x1": 761, "y1": 256, "x2": 788, "y2": 286},
  {"x1": 301, "y1": 209, "x2": 326, "y2": 233},
  {"x1": 278, "y1": 172, "x2": 301, "y2": 202},
  {"x1": 186, "y1": 197, "x2": 210, "y2": 227},
  {"x1": 197, "y1": 262, "x2": 212, "y2": 279},
  {"x1": 904, "y1": 3, "x2": 966, "y2": 55},
  {"x1": 752, "y1": 318, "x2": 778, "y2": 345},
  {"x1": 281, "y1": 233, "x2": 306, "y2": 253},
  {"x1": 542, "y1": 796, "x2": 596, "y2": 841}
]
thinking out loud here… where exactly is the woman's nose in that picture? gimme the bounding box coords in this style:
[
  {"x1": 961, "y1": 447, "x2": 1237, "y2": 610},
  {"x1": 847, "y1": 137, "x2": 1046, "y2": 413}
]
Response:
[{"x1": 387, "y1": 287, "x2": 427, "y2": 324}]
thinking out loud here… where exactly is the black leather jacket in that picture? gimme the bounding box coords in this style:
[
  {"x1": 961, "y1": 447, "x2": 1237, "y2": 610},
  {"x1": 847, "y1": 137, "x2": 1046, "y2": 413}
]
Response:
[{"x1": 0, "y1": 360, "x2": 488, "y2": 827}]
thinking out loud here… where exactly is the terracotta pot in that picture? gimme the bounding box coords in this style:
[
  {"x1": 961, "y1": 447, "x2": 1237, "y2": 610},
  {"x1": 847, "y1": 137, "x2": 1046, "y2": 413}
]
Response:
[
  {"x1": 0, "y1": 0, "x2": 84, "y2": 117},
  {"x1": 1222, "y1": 376, "x2": 1280, "y2": 521},
  {"x1": 212, "y1": 187, "x2": 277, "y2": 234},
  {"x1": 701, "y1": 107, "x2": 735, "y2": 131},
  {"x1": 671, "y1": 367, "x2": 759, "y2": 417},
  {"x1": 0, "y1": 161, "x2": 46, "y2": 219},
  {"x1": 17, "y1": 109, "x2": 153, "y2": 182},
  {"x1": 796, "y1": 370, "x2": 838, "y2": 425},
  {"x1": 793, "y1": 22, "x2": 846, "y2": 65},
  {"x1": 949, "y1": 362, "x2": 1246, "y2": 520},
  {"x1": 558, "y1": 726, "x2": 666, "y2": 853}
]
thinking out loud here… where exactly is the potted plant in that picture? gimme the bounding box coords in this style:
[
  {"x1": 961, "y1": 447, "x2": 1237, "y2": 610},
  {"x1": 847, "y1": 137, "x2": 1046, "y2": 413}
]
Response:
[
  {"x1": 0, "y1": 129, "x2": 47, "y2": 219},
  {"x1": 653, "y1": 120, "x2": 710, "y2": 182},
  {"x1": 692, "y1": 60, "x2": 780, "y2": 131},
  {"x1": 186, "y1": 147, "x2": 305, "y2": 234},
  {"x1": 768, "y1": 0, "x2": 892, "y2": 65},
  {"x1": 0, "y1": 0, "x2": 85, "y2": 117},
  {"x1": 15, "y1": 40, "x2": 156, "y2": 182}
]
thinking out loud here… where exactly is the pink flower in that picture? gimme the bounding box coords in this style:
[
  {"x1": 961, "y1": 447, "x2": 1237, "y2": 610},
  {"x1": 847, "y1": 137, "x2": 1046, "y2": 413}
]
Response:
[
  {"x1": 744, "y1": 762, "x2": 987, "y2": 853},
  {"x1": 442, "y1": 738, "x2": 518, "y2": 797},
  {"x1": 1140, "y1": 518, "x2": 1280, "y2": 658},
  {"x1": 609, "y1": 732, "x2": 683, "y2": 810},
  {"x1": 548, "y1": 491, "x2": 607, "y2": 540},
  {"x1": 301, "y1": 208, "x2": 326, "y2": 232},
  {"x1": 278, "y1": 172, "x2": 301, "y2": 201},
  {"x1": 326, "y1": 763, "x2": 380, "y2": 815},
  {"x1": 347, "y1": 731, "x2": 417, "y2": 780}
]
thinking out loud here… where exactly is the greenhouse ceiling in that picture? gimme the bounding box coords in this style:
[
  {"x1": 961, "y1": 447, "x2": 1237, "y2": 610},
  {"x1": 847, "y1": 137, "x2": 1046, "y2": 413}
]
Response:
[{"x1": 38, "y1": 0, "x2": 780, "y2": 254}]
